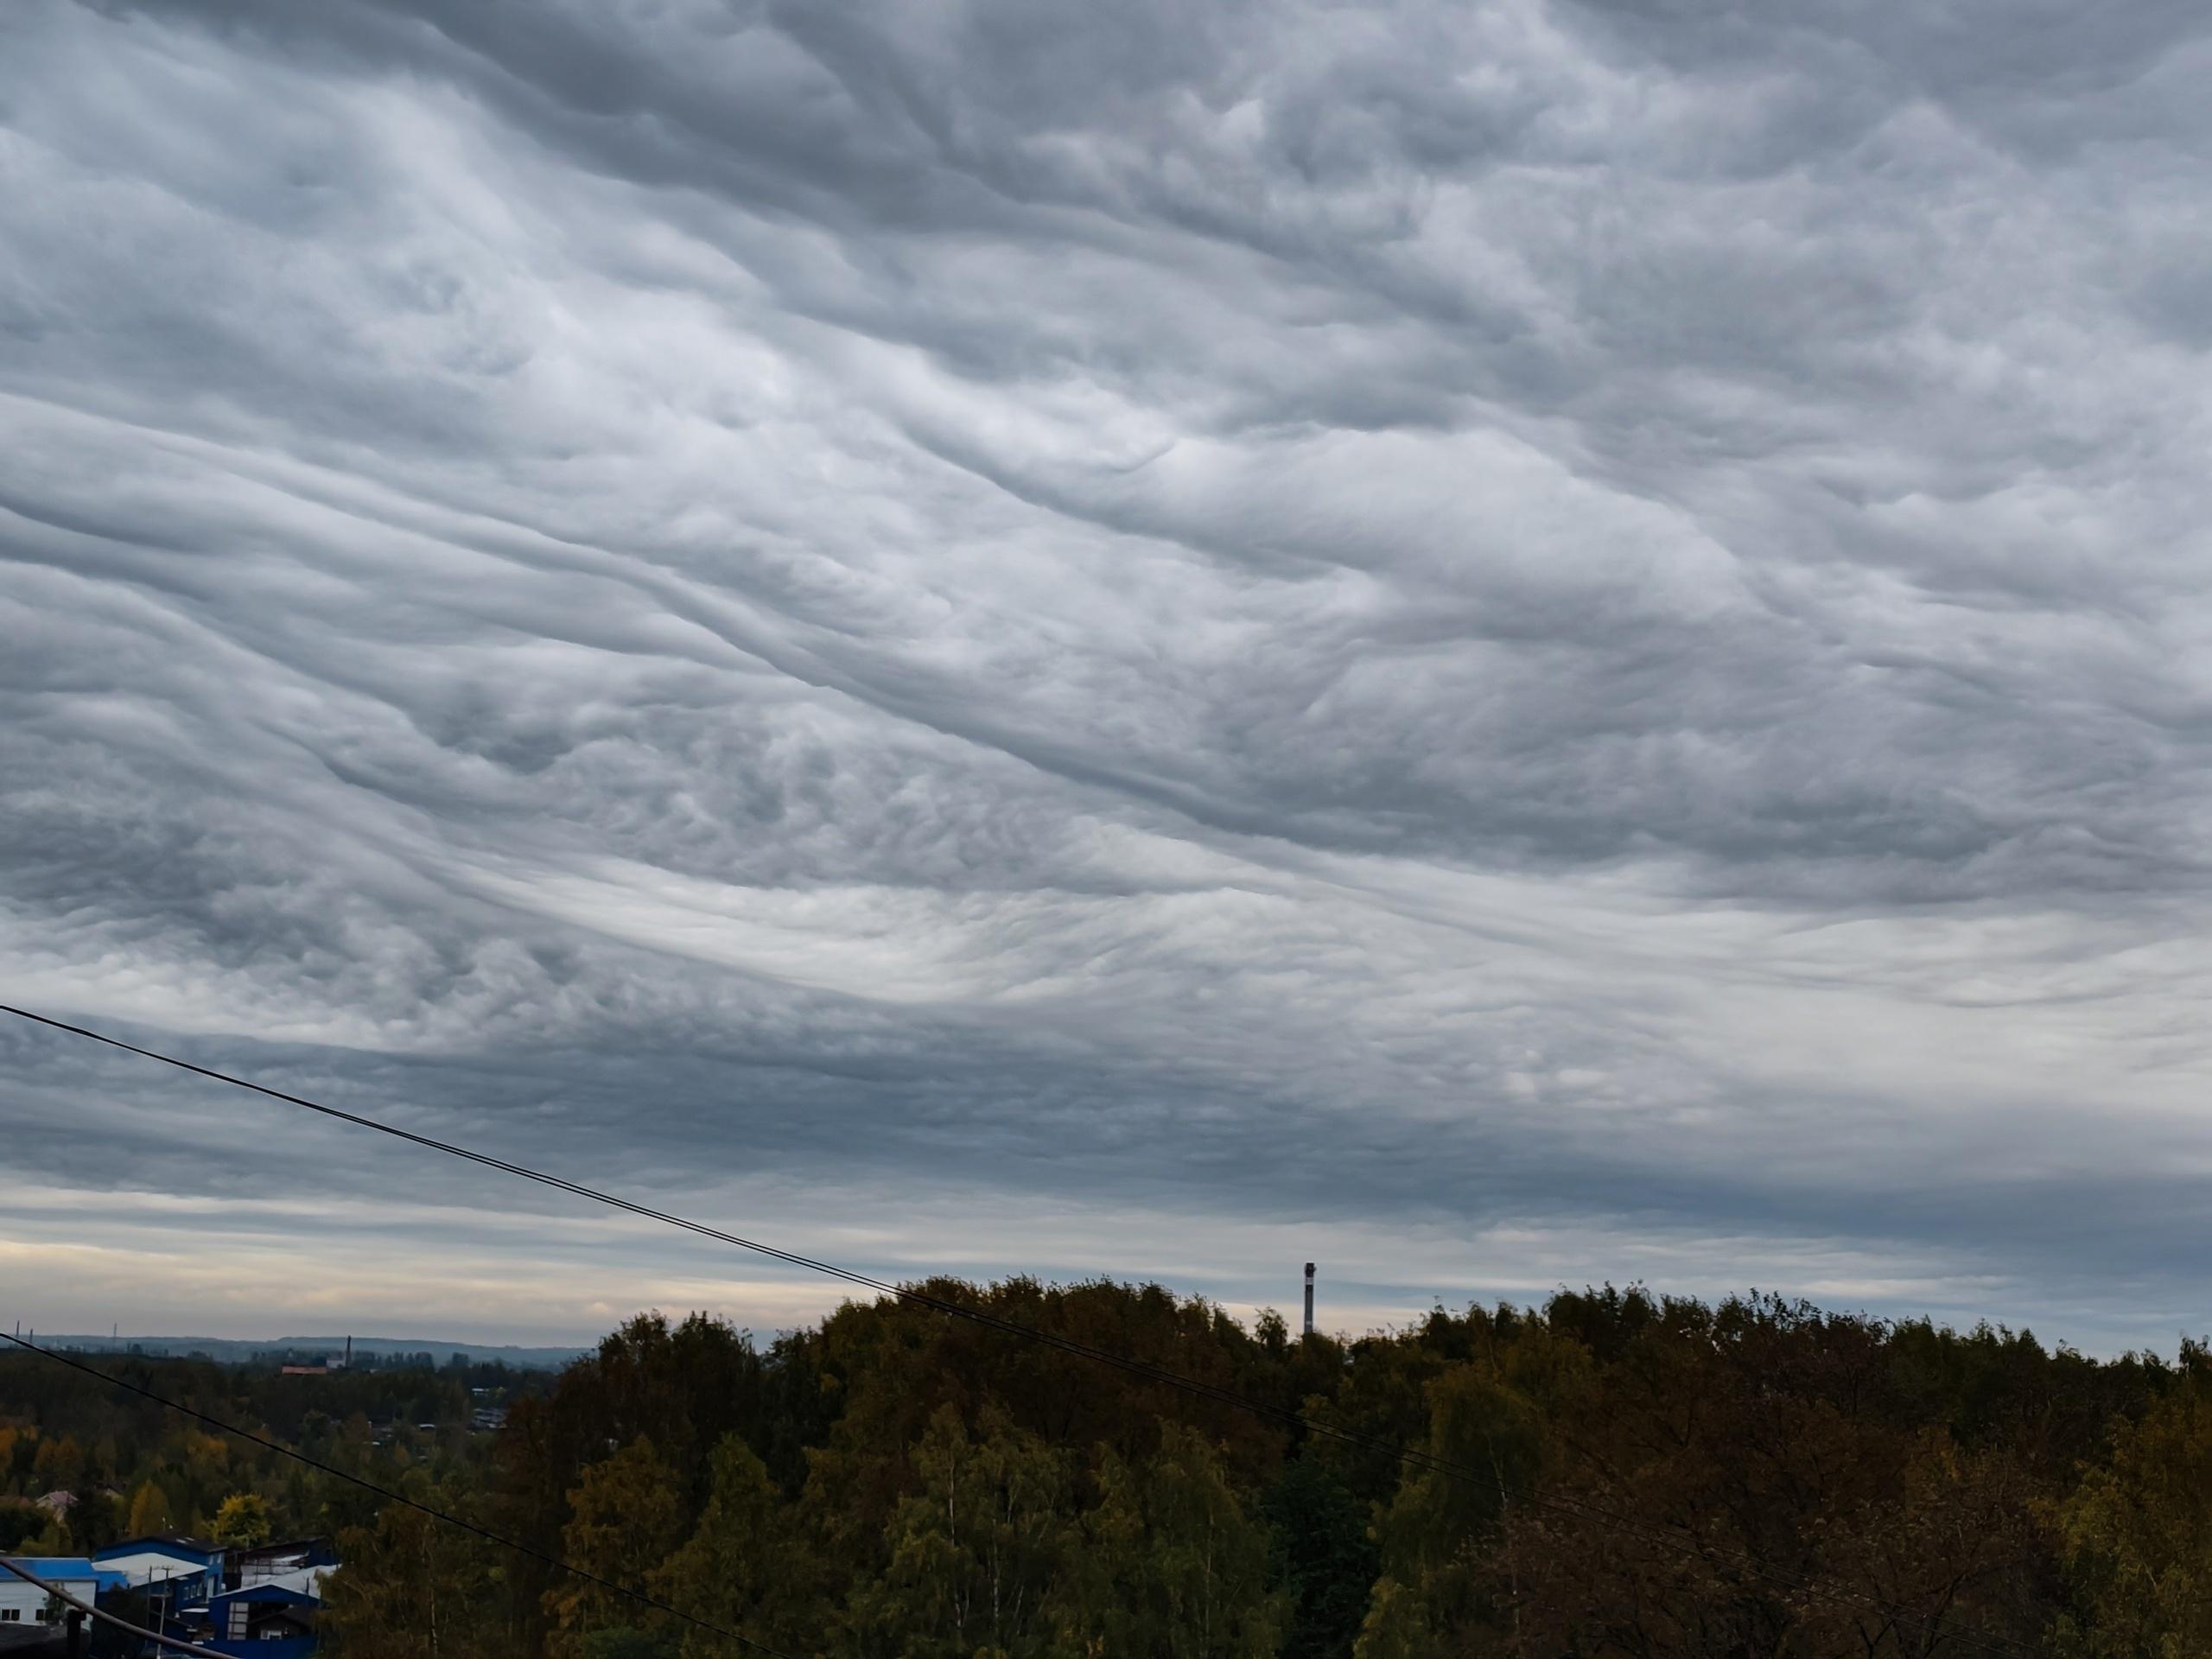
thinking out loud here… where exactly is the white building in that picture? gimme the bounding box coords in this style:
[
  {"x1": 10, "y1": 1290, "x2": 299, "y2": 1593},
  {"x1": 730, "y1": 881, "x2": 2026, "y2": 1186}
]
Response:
[
  {"x1": 88, "y1": 1537, "x2": 225, "y2": 1600},
  {"x1": 0, "y1": 1557, "x2": 117, "y2": 1629},
  {"x1": 238, "y1": 1539, "x2": 339, "y2": 1600}
]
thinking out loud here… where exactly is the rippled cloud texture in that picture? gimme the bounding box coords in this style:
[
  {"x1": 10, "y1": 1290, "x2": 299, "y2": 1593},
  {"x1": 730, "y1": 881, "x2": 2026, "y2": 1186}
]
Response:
[{"x1": 8, "y1": 0, "x2": 2212, "y2": 1350}]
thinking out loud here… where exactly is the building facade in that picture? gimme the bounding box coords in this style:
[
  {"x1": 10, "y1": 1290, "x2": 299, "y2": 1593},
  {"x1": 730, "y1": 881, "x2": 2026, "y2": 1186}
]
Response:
[{"x1": 0, "y1": 1557, "x2": 125, "y2": 1630}]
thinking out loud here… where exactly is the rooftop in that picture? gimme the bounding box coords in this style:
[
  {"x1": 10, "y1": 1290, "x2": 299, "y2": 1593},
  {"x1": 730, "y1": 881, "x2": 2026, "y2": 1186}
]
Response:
[
  {"x1": 92, "y1": 1535, "x2": 222, "y2": 1562},
  {"x1": 3, "y1": 1558, "x2": 132, "y2": 1594}
]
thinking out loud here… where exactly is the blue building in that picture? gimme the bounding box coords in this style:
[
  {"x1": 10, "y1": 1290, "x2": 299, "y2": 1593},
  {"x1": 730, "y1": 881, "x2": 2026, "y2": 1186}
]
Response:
[
  {"x1": 190, "y1": 1583, "x2": 321, "y2": 1657},
  {"x1": 73, "y1": 1533, "x2": 335, "y2": 1654},
  {"x1": 88, "y1": 1535, "x2": 226, "y2": 1608}
]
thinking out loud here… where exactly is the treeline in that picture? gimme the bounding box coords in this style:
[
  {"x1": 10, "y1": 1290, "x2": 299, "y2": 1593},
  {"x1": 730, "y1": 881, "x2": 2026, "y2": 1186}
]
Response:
[
  {"x1": 297, "y1": 1281, "x2": 2212, "y2": 1658},
  {"x1": 0, "y1": 1351, "x2": 531, "y2": 1552},
  {"x1": 10, "y1": 1286, "x2": 2212, "y2": 1654}
]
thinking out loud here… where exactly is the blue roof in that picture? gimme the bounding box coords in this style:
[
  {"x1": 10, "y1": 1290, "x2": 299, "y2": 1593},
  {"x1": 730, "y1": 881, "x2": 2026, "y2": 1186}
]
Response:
[
  {"x1": 4, "y1": 1557, "x2": 99, "y2": 1578},
  {"x1": 1, "y1": 1558, "x2": 130, "y2": 1593}
]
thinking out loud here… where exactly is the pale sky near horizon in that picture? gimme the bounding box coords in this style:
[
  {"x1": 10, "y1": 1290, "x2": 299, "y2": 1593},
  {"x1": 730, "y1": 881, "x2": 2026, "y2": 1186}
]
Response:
[{"x1": 10, "y1": 0, "x2": 2212, "y2": 1356}]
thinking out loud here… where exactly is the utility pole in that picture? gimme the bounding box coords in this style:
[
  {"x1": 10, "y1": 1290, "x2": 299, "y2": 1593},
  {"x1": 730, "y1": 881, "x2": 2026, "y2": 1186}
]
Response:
[{"x1": 1303, "y1": 1262, "x2": 1316, "y2": 1337}]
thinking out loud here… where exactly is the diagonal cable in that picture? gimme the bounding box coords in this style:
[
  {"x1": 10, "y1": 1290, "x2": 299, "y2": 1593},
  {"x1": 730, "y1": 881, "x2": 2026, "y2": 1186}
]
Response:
[
  {"x1": 0, "y1": 1001, "x2": 2042, "y2": 1659},
  {"x1": 0, "y1": 1556, "x2": 229, "y2": 1659}
]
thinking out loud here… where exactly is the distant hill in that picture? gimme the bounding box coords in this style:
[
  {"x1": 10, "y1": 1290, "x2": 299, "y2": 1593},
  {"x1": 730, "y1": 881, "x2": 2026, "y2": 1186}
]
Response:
[{"x1": 31, "y1": 1333, "x2": 588, "y2": 1370}]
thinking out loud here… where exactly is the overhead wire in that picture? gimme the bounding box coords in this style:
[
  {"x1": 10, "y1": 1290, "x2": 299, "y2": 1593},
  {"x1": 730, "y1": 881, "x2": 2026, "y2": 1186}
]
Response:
[{"x1": 0, "y1": 1001, "x2": 2039, "y2": 1658}]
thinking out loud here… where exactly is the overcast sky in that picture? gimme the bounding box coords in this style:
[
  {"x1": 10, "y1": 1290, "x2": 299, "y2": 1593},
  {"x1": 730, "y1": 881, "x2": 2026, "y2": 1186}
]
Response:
[{"x1": 9, "y1": 0, "x2": 2212, "y2": 1354}]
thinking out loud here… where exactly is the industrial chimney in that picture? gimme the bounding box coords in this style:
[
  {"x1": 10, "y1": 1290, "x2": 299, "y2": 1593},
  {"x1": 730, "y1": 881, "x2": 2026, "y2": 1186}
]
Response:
[{"x1": 1303, "y1": 1262, "x2": 1316, "y2": 1337}]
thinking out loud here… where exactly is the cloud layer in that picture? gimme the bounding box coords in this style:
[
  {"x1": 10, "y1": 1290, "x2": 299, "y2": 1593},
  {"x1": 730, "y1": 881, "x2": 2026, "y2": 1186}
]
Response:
[{"x1": 8, "y1": 0, "x2": 2212, "y2": 1351}]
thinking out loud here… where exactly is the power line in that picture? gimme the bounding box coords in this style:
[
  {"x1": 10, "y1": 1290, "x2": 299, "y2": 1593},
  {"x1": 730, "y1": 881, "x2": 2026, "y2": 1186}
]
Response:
[
  {"x1": 0, "y1": 1333, "x2": 798, "y2": 1659},
  {"x1": 0, "y1": 1554, "x2": 227, "y2": 1658},
  {"x1": 1, "y1": 1002, "x2": 2035, "y2": 1656},
  {"x1": 0, "y1": 1002, "x2": 2038, "y2": 1658}
]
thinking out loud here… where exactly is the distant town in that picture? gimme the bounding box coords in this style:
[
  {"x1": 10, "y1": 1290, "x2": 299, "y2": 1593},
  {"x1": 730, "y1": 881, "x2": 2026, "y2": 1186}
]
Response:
[
  {"x1": 17, "y1": 1333, "x2": 587, "y2": 1372},
  {"x1": 3, "y1": 1332, "x2": 560, "y2": 1655}
]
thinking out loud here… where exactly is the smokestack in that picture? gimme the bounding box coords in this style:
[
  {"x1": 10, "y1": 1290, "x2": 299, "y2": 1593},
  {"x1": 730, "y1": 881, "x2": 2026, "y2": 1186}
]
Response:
[{"x1": 1303, "y1": 1262, "x2": 1316, "y2": 1337}]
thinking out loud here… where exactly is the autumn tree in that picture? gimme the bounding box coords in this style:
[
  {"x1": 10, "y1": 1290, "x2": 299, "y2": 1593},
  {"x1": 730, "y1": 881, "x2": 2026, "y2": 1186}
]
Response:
[
  {"x1": 1354, "y1": 1317, "x2": 1585, "y2": 1658},
  {"x1": 1073, "y1": 1421, "x2": 1285, "y2": 1659},
  {"x1": 125, "y1": 1479, "x2": 171, "y2": 1536},
  {"x1": 213, "y1": 1491, "x2": 274, "y2": 1548},
  {"x1": 1502, "y1": 1296, "x2": 2050, "y2": 1658},
  {"x1": 844, "y1": 1402, "x2": 1077, "y2": 1659},
  {"x1": 2058, "y1": 1367, "x2": 2212, "y2": 1656},
  {"x1": 546, "y1": 1435, "x2": 685, "y2": 1656},
  {"x1": 653, "y1": 1433, "x2": 805, "y2": 1657},
  {"x1": 29, "y1": 1432, "x2": 83, "y2": 1492},
  {"x1": 324, "y1": 1487, "x2": 512, "y2": 1659},
  {"x1": 0, "y1": 1281, "x2": 2164, "y2": 1659}
]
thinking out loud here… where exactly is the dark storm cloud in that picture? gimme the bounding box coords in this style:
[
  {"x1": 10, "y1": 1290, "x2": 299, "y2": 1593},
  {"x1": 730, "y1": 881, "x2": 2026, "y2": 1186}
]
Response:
[{"x1": 9, "y1": 0, "x2": 2212, "y2": 1346}]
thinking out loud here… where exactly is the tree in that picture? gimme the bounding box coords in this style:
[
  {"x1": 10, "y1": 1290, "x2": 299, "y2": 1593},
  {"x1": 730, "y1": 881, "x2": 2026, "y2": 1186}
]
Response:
[
  {"x1": 1503, "y1": 1297, "x2": 2049, "y2": 1658},
  {"x1": 497, "y1": 1312, "x2": 785, "y2": 1657},
  {"x1": 213, "y1": 1492, "x2": 274, "y2": 1548},
  {"x1": 653, "y1": 1433, "x2": 802, "y2": 1657},
  {"x1": 845, "y1": 1402, "x2": 1077, "y2": 1659},
  {"x1": 1355, "y1": 1325, "x2": 1580, "y2": 1658},
  {"x1": 1263, "y1": 1458, "x2": 1376, "y2": 1659},
  {"x1": 29, "y1": 1433, "x2": 83, "y2": 1492},
  {"x1": 324, "y1": 1490, "x2": 511, "y2": 1658},
  {"x1": 578, "y1": 1631, "x2": 677, "y2": 1659},
  {"x1": 0, "y1": 1277, "x2": 2150, "y2": 1659},
  {"x1": 2059, "y1": 1370, "x2": 2212, "y2": 1656},
  {"x1": 126, "y1": 1480, "x2": 171, "y2": 1536},
  {"x1": 1073, "y1": 1421, "x2": 1285, "y2": 1659},
  {"x1": 1350, "y1": 1578, "x2": 1432, "y2": 1659},
  {"x1": 546, "y1": 1436, "x2": 684, "y2": 1656},
  {"x1": 182, "y1": 1430, "x2": 230, "y2": 1485}
]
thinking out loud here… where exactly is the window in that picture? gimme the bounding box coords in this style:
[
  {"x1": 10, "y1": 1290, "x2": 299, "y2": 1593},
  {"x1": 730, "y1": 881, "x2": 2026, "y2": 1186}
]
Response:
[{"x1": 0, "y1": 1607, "x2": 20, "y2": 1622}]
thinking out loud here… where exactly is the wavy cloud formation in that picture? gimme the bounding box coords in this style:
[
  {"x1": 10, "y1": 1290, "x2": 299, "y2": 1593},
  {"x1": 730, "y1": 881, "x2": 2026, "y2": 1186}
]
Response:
[{"x1": 7, "y1": 0, "x2": 2212, "y2": 1348}]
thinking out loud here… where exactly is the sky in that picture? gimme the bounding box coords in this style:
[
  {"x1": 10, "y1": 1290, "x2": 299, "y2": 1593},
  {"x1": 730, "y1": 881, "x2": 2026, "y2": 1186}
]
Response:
[{"x1": 7, "y1": 0, "x2": 2212, "y2": 1355}]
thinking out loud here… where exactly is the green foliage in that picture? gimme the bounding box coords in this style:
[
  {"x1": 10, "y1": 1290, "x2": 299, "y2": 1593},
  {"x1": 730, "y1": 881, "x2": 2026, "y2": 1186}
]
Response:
[
  {"x1": 1503, "y1": 1294, "x2": 2051, "y2": 1657},
  {"x1": 652, "y1": 1433, "x2": 801, "y2": 1657},
  {"x1": 1349, "y1": 1578, "x2": 1430, "y2": 1659},
  {"x1": 549, "y1": 1437, "x2": 685, "y2": 1655},
  {"x1": 845, "y1": 1402, "x2": 1077, "y2": 1658},
  {"x1": 1077, "y1": 1421, "x2": 1285, "y2": 1659},
  {"x1": 0, "y1": 1506, "x2": 41, "y2": 1551},
  {"x1": 1262, "y1": 1459, "x2": 1375, "y2": 1659},
  {"x1": 213, "y1": 1490, "x2": 274, "y2": 1548},
  {"x1": 2059, "y1": 1368, "x2": 2212, "y2": 1656},
  {"x1": 125, "y1": 1478, "x2": 171, "y2": 1535},
  {"x1": 578, "y1": 1630, "x2": 674, "y2": 1659},
  {"x1": 14, "y1": 1282, "x2": 2212, "y2": 1659},
  {"x1": 324, "y1": 1484, "x2": 511, "y2": 1658}
]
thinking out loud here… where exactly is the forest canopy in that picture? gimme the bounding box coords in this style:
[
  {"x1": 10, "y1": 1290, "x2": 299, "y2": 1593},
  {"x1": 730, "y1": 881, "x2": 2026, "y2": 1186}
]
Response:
[{"x1": 8, "y1": 1281, "x2": 2210, "y2": 1657}]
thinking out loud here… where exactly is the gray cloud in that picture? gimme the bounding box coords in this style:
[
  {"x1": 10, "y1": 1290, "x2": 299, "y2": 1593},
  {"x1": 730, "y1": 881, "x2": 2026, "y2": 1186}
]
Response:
[{"x1": 8, "y1": 0, "x2": 2212, "y2": 1350}]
